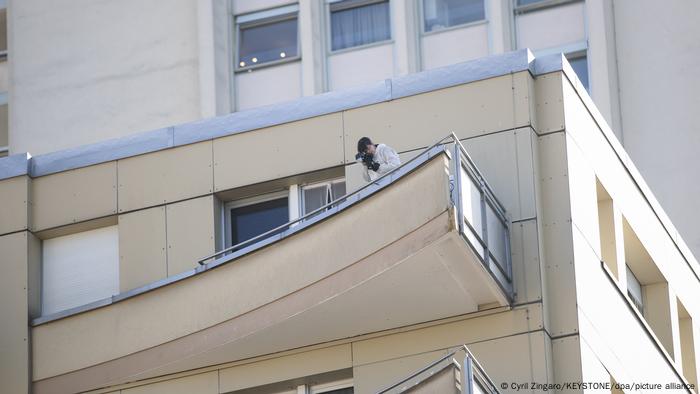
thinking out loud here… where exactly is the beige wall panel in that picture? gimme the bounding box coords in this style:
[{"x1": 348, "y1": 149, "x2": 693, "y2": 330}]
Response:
[
  {"x1": 166, "y1": 195, "x2": 216, "y2": 276},
  {"x1": 352, "y1": 304, "x2": 542, "y2": 366},
  {"x1": 122, "y1": 371, "x2": 217, "y2": 394},
  {"x1": 353, "y1": 349, "x2": 446, "y2": 394},
  {"x1": 219, "y1": 344, "x2": 352, "y2": 392},
  {"x1": 551, "y1": 334, "x2": 583, "y2": 386},
  {"x1": 32, "y1": 156, "x2": 452, "y2": 379},
  {"x1": 463, "y1": 130, "x2": 522, "y2": 221},
  {"x1": 467, "y1": 331, "x2": 550, "y2": 393},
  {"x1": 537, "y1": 132, "x2": 578, "y2": 337},
  {"x1": 0, "y1": 232, "x2": 29, "y2": 394},
  {"x1": 213, "y1": 114, "x2": 344, "y2": 192},
  {"x1": 118, "y1": 206, "x2": 168, "y2": 292},
  {"x1": 0, "y1": 175, "x2": 29, "y2": 234},
  {"x1": 342, "y1": 72, "x2": 532, "y2": 163},
  {"x1": 118, "y1": 141, "x2": 213, "y2": 213},
  {"x1": 32, "y1": 162, "x2": 117, "y2": 231},
  {"x1": 515, "y1": 128, "x2": 537, "y2": 219},
  {"x1": 533, "y1": 72, "x2": 564, "y2": 134},
  {"x1": 510, "y1": 219, "x2": 543, "y2": 304}
]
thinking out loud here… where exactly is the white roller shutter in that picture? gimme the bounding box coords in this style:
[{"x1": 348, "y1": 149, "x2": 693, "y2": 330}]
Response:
[{"x1": 42, "y1": 225, "x2": 119, "y2": 315}]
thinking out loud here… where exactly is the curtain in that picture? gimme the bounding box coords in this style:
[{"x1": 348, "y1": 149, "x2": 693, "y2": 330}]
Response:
[{"x1": 331, "y1": 1, "x2": 391, "y2": 51}]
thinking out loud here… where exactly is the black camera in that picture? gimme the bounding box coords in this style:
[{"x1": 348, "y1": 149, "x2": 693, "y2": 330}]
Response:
[{"x1": 356, "y1": 152, "x2": 379, "y2": 171}]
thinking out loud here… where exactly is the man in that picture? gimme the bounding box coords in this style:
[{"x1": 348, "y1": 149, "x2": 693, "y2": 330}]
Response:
[{"x1": 356, "y1": 137, "x2": 401, "y2": 182}]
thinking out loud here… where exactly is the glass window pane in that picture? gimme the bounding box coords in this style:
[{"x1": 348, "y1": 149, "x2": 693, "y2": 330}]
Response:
[
  {"x1": 238, "y1": 17, "x2": 298, "y2": 67},
  {"x1": 516, "y1": 0, "x2": 545, "y2": 6},
  {"x1": 230, "y1": 198, "x2": 289, "y2": 246},
  {"x1": 331, "y1": 1, "x2": 391, "y2": 51},
  {"x1": 460, "y1": 168, "x2": 485, "y2": 259},
  {"x1": 330, "y1": 181, "x2": 346, "y2": 200},
  {"x1": 303, "y1": 185, "x2": 329, "y2": 214},
  {"x1": 423, "y1": 0, "x2": 485, "y2": 32},
  {"x1": 486, "y1": 202, "x2": 508, "y2": 275},
  {"x1": 566, "y1": 54, "x2": 589, "y2": 90},
  {"x1": 319, "y1": 389, "x2": 353, "y2": 394},
  {"x1": 626, "y1": 265, "x2": 644, "y2": 313}
]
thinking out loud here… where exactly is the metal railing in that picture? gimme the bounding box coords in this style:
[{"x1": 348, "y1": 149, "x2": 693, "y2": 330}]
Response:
[
  {"x1": 376, "y1": 345, "x2": 500, "y2": 394},
  {"x1": 451, "y1": 140, "x2": 513, "y2": 289},
  {"x1": 199, "y1": 133, "x2": 456, "y2": 265},
  {"x1": 198, "y1": 133, "x2": 513, "y2": 295}
]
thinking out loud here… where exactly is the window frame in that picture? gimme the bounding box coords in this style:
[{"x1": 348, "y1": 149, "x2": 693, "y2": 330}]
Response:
[
  {"x1": 513, "y1": 0, "x2": 583, "y2": 15},
  {"x1": 626, "y1": 264, "x2": 644, "y2": 314},
  {"x1": 308, "y1": 378, "x2": 354, "y2": 393},
  {"x1": 325, "y1": 0, "x2": 394, "y2": 55},
  {"x1": 419, "y1": 0, "x2": 488, "y2": 36},
  {"x1": 222, "y1": 189, "x2": 290, "y2": 249},
  {"x1": 299, "y1": 177, "x2": 347, "y2": 216},
  {"x1": 234, "y1": 4, "x2": 302, "y2": 72}
]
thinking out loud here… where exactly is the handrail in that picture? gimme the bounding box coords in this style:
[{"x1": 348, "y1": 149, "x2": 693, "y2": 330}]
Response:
[
  {"x1": 375, "y1": 345, "x2": 500, "y2": 394},
  {"x1": 199, "y1": 132, "x2": 511, "y2": 266}
]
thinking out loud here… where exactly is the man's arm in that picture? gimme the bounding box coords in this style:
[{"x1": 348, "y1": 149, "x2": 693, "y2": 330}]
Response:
[{"x1": 377, "y1": 146, "x2": 401, "y2": 174}]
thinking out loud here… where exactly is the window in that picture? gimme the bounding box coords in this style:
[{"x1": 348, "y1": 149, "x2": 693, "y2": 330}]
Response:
[
  {"x1": 42, "y1": 226, "x2": 119, "y2": 315},
  {"x1": 330, "y1": 0, "x2": 391, "y2": 51},
  {"x1": 309, "y1": 378, "x2": 354, "y2": 393},
  {"x1": 566, "y1": 52, "x2": 589, "y2": 90},
  {"x1": 626, "y1": 264, "x2": 644, "y2": 314},
  {"x1": 224, "y1": 192, "x2": 290, "y2": 248},
  {"x1": 301, "y1": 179, "x2": 346, "y2": 215},
  {"x1": 423, "y1": 0, "x2": 485, "y2": 33},
  {"x1": 236, "y1": 5, "x2": 299, "y2": 69},
  {"x1": 516, "y1": 0, "x2": 546, "y2": 5}
]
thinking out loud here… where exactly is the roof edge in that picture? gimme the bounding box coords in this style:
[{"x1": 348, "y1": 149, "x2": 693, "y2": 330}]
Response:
[{"x1": 4, "y1": 48, "x2": 540, "y2": 179}]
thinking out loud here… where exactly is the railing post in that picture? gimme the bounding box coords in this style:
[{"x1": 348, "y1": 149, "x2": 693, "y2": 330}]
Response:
[
  {"x1": 463, "y1": 353, "x2": 474, "y2": 394},
  {"x1": 480, "y1": 181, "x2": 489, "y2": 269},
  {"x1": 453, "y1": 142, "x2": 464, "y2": 235}
]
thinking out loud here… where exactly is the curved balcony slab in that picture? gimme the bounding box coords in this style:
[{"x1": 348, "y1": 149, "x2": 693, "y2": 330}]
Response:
[{"x1": 32, "y1": 149, "x2": 511, "y2": 394}]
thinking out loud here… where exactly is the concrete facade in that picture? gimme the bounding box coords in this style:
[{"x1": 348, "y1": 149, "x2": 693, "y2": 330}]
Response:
[
  {"x1": 6, "y1": 0, "x2": 700, "y2": 267},
  {"x1": 0, "y1": 50, "x2": 699, "y2": 393}
]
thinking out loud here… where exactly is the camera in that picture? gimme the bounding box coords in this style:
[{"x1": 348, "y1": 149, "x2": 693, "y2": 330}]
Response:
[
  {"x1": 355, "y1": 151, "x2": 373, "y2": 166},
  {"x1": 356, "y1": 152, "x2": 379, "y2": 171}
]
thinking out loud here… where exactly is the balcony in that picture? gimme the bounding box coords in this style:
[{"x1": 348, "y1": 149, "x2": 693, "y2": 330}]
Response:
[
  {"x1": 376, "y1": 345, "x2": 500, "y2": 394},
  {"x1": 31, "y1": 135, "x2": 513, "y2": 394}
]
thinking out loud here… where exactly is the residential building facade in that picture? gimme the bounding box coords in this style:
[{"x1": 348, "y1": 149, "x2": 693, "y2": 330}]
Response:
[
  {"x1": 1, "y1": 50, "x2": 699, "y2": 394},
  {"x1": 1, "y1": 1, "x2": 700, "y2": 393}
]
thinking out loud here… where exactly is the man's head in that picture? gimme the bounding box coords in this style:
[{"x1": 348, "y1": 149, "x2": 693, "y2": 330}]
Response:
[{"x1": 357, "y1": 137, "x2": 376, "y2": 155}]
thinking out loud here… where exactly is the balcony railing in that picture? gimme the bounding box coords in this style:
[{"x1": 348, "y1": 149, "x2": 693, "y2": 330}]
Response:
[
  {"x1": 376, "y1": 345, "x2": 500, "y2": 394},
  {"x1": 451, "y1": 140, "x2": 513, "y2": 296},
  {"x1": 198, "y1": 132, "x2": 513, "y2": 300}
]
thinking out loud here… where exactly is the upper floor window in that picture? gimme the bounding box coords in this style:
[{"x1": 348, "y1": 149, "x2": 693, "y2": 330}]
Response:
[
  {"x1": 516, "y1": 0, "x2": 545, "y2": 5},
  {"x1": 423, "y1": 0, "x2": 485, "y2": 33},
  {"x1": 301, "y1": 179, "x2": 347, "y2": 215},
  {"x1": 329, "y1": 0, "x2": 391, "y2": 51},
  {"x1": 236, "y1": 4, "x2": 299, "y2": 70}
]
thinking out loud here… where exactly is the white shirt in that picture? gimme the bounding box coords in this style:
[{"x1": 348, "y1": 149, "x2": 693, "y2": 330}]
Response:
[{"x1": 362, "y1": 143, "x2": 401, "y2": 181}]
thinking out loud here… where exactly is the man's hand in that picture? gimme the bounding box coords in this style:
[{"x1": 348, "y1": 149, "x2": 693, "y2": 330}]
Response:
[{"x1": 362, "y1": 153, "x2": 380, "y2": 171}]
